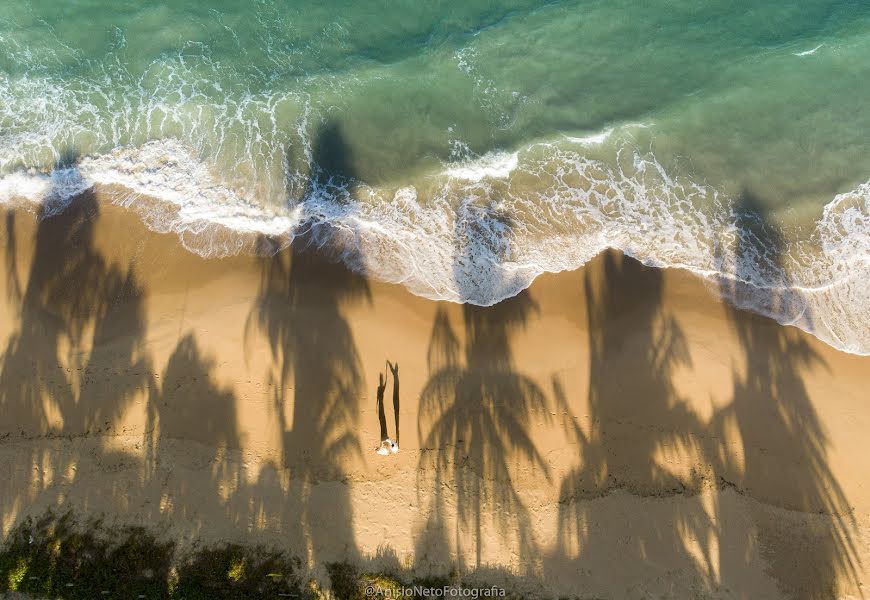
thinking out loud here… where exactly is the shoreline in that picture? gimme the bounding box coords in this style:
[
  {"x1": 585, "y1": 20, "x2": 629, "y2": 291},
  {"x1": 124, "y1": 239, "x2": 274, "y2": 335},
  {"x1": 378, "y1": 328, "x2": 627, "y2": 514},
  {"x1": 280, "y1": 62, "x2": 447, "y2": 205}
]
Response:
[
  {"x1": 1, "y1": 196, "x2": 869, "y2": 598},
  {"x1": 1, "y1": 163, "x2": 868, "y2": 357}
]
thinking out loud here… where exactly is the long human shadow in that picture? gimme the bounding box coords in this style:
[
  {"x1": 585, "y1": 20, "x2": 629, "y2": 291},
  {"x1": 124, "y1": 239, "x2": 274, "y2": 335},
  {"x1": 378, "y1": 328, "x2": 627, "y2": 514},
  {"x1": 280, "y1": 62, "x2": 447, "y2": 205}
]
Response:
[
  {"x1": 0, "y1": 186, "x2": 154, "y2": 527},
  {"x1": 245, "y1": 120, "x2": 371, "y2": 568},
  {"x1": 388, "y1": 360, "x2": 400, "y2": 447},
  {"x1": 551, "y1": 250, "x2": 715, "y2": 588},
  {"x1": 416, "y1": 205, "x2": 549, "y2": 572},
  {"x1": 710, "y1": 191, "x2": 859, "y2": 599}
]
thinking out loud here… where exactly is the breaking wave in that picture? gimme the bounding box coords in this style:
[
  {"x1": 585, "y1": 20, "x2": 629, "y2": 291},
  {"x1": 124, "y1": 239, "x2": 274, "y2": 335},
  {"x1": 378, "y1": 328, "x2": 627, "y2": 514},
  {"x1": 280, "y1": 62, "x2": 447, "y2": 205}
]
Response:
[{"x1": 1, "y1": 137, "x2": 868, "y2": 356}]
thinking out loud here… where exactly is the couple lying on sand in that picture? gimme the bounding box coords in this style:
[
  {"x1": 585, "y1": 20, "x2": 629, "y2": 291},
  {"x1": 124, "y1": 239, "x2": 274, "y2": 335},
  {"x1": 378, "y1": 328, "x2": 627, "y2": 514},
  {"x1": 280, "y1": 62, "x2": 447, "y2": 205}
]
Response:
[{"x1": 376, "y1": 360, "x2": 400, "y2": 456}]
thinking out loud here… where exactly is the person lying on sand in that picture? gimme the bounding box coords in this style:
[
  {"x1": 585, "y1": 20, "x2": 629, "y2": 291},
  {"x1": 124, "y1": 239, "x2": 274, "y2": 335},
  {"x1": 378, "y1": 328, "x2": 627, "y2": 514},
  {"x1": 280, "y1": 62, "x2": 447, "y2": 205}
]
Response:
[
  {"x1": 377, "y1": 438, "x2": 397, "y2": 456},
  {"x1": 375, "y1": 366, "x2": 400, "y2": 455}
]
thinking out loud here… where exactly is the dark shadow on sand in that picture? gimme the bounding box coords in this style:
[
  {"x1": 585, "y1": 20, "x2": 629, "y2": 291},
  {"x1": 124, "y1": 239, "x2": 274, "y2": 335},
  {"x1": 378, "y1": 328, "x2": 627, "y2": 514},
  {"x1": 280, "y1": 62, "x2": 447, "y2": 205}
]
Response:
[
  {"x1": 0, "y1": 191, "x2": 152, "y2": 440},
  {"x1": 549, "y1": 189, "x2": 859, "y2": 598},
  {"x1": 709, "y1": 190, "x2": 859, "y2": 599},
  {"x1": 141, "y1": 332, "x2": 244, "y2": 539},
  {"x1": 550, "y1": 251, "x2": 716, "y2": 589},
  {"x1": 245, "y1": 233, "x2": 370, "y2": 567},
  {"x1": 0, "y1": 167, "x2": 249, "y2": 565},
  {"x1": 245, "y1": 120, "x2": 371, "y2": 571},
  {"x1": 415, "y1": 205, "x2": 550, "y2": 573}
]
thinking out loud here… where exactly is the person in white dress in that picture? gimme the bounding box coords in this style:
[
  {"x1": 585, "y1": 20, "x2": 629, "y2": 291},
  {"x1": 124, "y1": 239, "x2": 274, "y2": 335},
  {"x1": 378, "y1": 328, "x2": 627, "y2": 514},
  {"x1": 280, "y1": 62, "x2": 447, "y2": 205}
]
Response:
[{"x1": 374, "y1": 363, "x2": 401, "y2": 455}]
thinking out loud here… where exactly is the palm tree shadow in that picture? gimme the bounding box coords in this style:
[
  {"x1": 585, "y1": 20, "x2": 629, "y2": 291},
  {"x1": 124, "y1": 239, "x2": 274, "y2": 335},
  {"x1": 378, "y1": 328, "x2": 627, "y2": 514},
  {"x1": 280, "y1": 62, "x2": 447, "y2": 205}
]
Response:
[
  {"x1": 149, "y1": 334, "x2": 240, "y2": 449},
  {"x1": 4, "y1": 213, "x2": 21, "y2": 303},
  {"x1": 0, "y1": 162, "x2": 250, "y2": 557},
  {"x1": 245, "y1": 120, "x2": 371, "y2": 568},
  {"x1": 0, "y1": 179, "x2": 154, "y2": 530},
  {"x1": 551, "y1": 250, "x2": 715, "y2": 589},
  {"x1": 0, "y1": 189, "x2": 152, "y2": 436},
  {"x1": 142, "y1": 332, "x2": 243, "y2": 536},
  {"x1": 416, "y1": 204, "x2": 550, "y2": 573},
  {"x1": 309, "y1": 120, "x2": 356, "y2": 191},
  {"x1": 712, "y1": 189, "x2": 859, "y2": 599},
  {"x1": 291, "y1": 118, "x2": 358, "y2": 213}
]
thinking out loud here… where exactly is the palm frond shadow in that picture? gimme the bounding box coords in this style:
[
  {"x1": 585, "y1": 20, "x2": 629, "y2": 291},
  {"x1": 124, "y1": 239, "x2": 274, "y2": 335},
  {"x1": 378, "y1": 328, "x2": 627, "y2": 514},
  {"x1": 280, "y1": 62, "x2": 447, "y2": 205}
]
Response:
[
  {"x1": 0, "y1": 188, "x2": 152, "y2": 439},
  {"x1": 709, "y1": 189, "x2": 860, "y2": 599},
  {"x1": 551, "y1": 251, "x2": 717, "y2": 590},
  {"x1": 417, "y1": 291, "x2": 550, "y2": 570},
  {"x1": 243, "y1": 119, "x2": 372, "y2": 567}
]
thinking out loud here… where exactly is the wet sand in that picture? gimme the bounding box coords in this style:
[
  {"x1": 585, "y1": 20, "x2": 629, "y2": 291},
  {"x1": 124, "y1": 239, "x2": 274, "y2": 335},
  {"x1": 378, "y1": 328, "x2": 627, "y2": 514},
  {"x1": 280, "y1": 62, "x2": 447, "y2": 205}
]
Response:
[{"x1": 1, "y1": 193, "x2": 869, "y2": 599}]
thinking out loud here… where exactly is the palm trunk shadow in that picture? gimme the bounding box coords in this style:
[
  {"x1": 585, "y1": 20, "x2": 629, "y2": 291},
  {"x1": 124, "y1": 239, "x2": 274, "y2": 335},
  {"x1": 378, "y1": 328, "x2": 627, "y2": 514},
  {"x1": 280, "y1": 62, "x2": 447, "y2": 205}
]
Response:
[
  {"x1": 551, "y1": 250, "x2": 714, "y2": 592},
  {"x1": 244, "y1": 118, "x2": 371, "y2": 570},
  {"x1": 416, "y1": 203, "x2": 550, "y2": 574},
  {"x1": 712, "y1": 189, "x2": 859, "y2": 599}
]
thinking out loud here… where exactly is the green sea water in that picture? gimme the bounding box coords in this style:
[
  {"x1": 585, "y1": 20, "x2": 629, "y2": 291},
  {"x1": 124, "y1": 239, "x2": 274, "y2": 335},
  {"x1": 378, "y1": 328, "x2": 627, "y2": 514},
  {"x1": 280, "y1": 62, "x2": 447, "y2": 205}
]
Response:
[{"x1": 1, "y1": 0, "x2": 869, "y2": 352}]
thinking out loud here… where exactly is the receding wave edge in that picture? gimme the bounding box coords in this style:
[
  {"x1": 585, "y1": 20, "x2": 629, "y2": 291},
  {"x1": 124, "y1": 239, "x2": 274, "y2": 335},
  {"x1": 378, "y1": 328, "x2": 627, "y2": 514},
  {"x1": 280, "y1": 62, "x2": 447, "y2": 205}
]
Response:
[{"x1": 0, "y1": 139, "x2": 867, "y2": 356}]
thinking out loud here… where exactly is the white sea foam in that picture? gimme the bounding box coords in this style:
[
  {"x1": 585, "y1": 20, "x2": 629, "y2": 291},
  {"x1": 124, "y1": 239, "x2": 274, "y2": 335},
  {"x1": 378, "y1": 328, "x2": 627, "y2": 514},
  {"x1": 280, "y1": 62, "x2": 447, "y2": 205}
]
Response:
[
  {"x1": 793, "y1": 44, "x2": 824, "y2": 57},
  {"x1": 0, "y1": 140, "x2": 302, "y2": 256},
  {"x1": 0, "y1": 168, "x2": 94, "y2": 216},
  {"x1": 565, "y1": 128, "x2": 614, "y2": 146},
  {"x1": 2, "y1": 3, "x2": 868, "y2": 358},
  {"x1": 2, "y1": 138, "x2": 869, "y2": 355},
  {"x1": 0, "y1": 49, "x2": 306, "y2": 208},
  {"x1": 319, "y1": 145, "x2": 870, "y2": 357},
  {"x1": 445, "y1": 151, "x2": 519, "y2": 181}
]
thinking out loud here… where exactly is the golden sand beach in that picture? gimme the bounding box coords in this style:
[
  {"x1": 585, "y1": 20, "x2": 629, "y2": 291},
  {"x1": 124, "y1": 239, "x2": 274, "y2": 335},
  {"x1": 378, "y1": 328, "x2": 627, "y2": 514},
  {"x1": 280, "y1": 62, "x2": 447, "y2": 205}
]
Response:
[{"x1": 1, "y1": 193, "x2": 868, "y2": 598}]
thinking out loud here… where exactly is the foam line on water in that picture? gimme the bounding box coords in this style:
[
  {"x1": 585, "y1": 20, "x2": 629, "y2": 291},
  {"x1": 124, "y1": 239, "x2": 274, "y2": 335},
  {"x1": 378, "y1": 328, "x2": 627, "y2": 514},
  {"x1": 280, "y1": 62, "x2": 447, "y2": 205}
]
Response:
[
  {"x1": 1, "y1": 138, "x2": 868, "y2": 356},
  {"x1": 445, "y1": 151, "x2": 520, "y2": 181},
  {"x1": 564, "y1": 128, "x2": 614, "y2": 146},
  {"x1": 0, "y1": 140, "x2": 302, "y2": 256},
  {"x1": 793, "y1": 44, "x2": 824, "y2": 57}
]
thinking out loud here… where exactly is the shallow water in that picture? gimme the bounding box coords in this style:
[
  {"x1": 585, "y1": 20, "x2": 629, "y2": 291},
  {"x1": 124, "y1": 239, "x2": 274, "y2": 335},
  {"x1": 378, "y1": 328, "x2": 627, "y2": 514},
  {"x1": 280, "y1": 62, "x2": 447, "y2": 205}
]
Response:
[{"x1": 1, "y1": 0, "x2": 869, "y2": 353}]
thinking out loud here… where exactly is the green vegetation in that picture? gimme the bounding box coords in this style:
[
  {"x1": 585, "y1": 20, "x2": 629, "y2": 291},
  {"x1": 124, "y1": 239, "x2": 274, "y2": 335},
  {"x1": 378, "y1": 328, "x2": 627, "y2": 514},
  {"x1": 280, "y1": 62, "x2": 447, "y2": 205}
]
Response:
[
  {"x1": 0, "y1": 512, "x2": 307, "y2": 599},
  {"x1": 1, "y1": 512, "x2": 517, "y2": 600}
]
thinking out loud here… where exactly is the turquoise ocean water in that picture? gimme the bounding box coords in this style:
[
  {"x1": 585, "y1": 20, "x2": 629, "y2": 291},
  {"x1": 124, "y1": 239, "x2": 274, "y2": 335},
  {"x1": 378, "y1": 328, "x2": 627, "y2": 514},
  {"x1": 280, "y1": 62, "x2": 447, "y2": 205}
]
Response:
[{"x1": 1, "y1": 1, "x2": 869, "y2": 353}]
